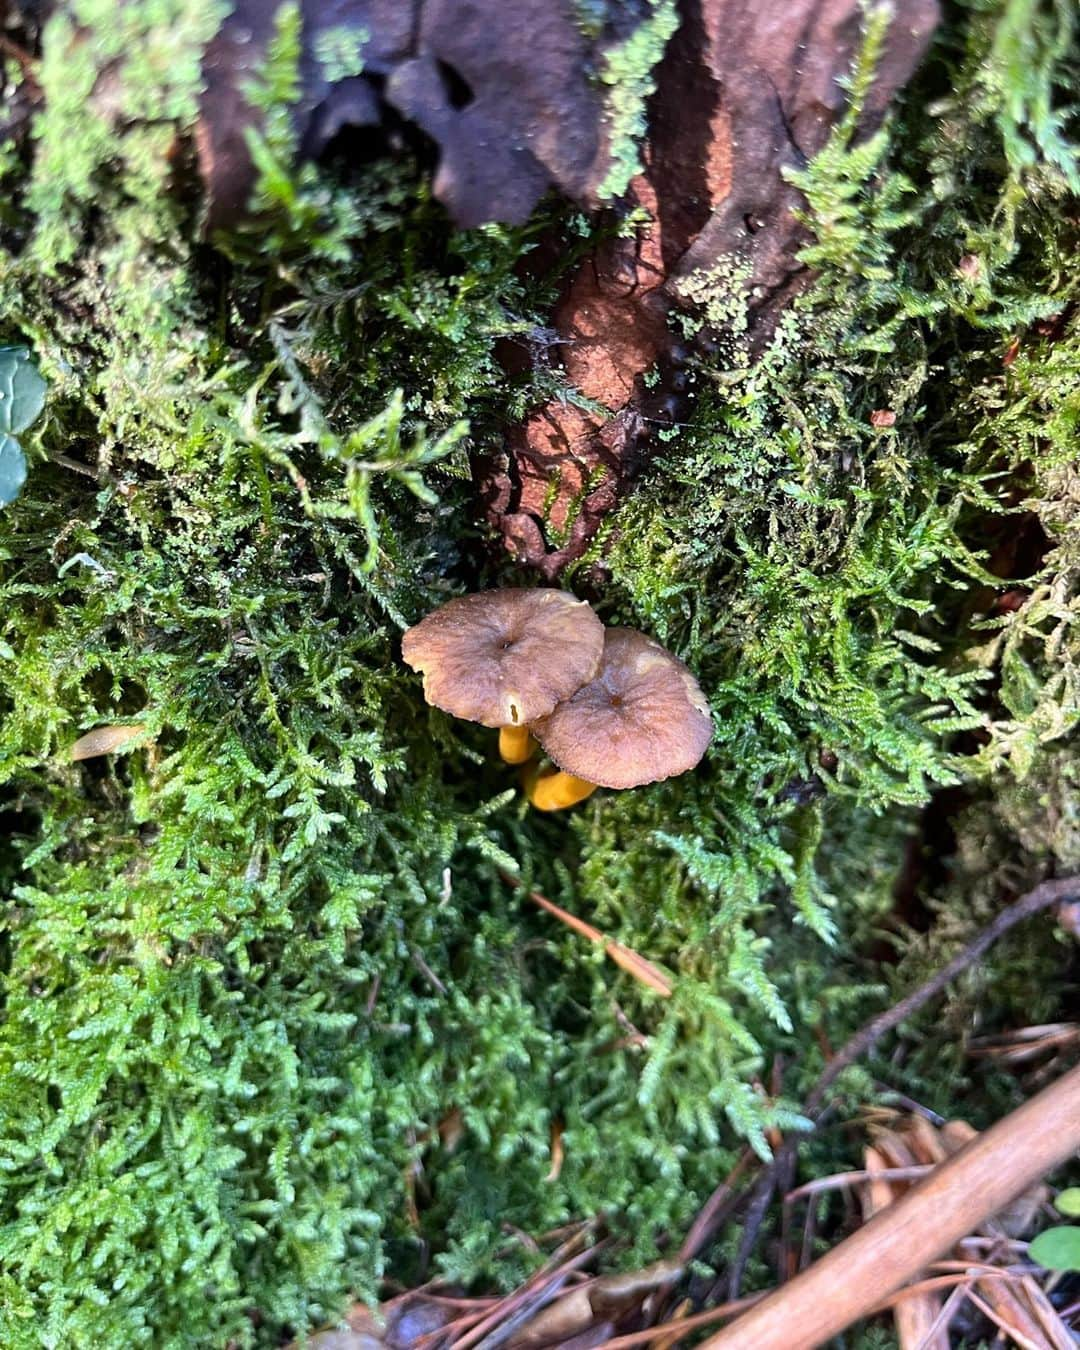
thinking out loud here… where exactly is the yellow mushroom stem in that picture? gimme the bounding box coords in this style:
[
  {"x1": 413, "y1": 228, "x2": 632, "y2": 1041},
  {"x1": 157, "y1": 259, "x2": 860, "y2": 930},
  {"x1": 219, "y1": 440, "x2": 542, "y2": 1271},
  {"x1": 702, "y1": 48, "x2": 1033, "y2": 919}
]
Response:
[
  {"x1": 526, "y1": 766, "x2": 598, "y2": 811},
  {"x1": 499, "y1": 724, "x2": 536, "y2": 764}
]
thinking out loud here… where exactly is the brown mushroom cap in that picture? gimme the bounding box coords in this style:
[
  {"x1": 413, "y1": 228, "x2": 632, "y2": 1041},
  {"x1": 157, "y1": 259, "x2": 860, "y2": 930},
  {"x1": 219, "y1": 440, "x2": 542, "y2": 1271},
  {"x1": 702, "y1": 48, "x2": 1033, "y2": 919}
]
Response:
[
  {"x1": 531, "y1": 628, "x2": 712, "y2": 789},
  {"x1": 401, "y1": 589, "x2": 604, "y2": 729}
]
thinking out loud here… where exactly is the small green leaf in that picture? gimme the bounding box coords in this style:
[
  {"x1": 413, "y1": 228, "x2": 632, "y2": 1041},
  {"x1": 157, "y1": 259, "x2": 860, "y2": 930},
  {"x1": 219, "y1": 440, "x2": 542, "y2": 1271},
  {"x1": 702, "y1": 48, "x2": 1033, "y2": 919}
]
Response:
[
  {"x1": 1029, "y1": 1225, "x2": 1080, "y2": 1272},
  {"x1": 0, "y1": 346, "x2": 46, "y2": 435},
  {"x1": 0, "y1": 434, "x2": 26, "y2": 505},
  {"x1": 1055, "y1": 1188, "x2": 1080, "y2": 1218}
]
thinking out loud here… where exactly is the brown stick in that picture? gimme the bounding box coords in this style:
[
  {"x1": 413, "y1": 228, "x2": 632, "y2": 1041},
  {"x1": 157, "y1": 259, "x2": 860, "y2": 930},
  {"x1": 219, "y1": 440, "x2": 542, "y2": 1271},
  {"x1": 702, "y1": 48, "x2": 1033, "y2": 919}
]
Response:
[
  {"x1": 698, "y1": 1061, "x2": 1080, "y2": 1350},
  {"x1": 786, "y1": 1163, "x2": 935, "y2": 1201},
  {"x1": 727, "y1": 875, "x2": 1080, "y2": 1296}
]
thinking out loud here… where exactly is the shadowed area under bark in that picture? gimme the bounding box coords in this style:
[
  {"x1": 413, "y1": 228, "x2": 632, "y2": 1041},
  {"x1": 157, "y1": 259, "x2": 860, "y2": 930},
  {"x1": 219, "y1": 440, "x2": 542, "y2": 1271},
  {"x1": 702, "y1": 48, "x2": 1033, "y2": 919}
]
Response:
[{"x1": 197, "y1": 0, "x2": 610, "y2": 232}]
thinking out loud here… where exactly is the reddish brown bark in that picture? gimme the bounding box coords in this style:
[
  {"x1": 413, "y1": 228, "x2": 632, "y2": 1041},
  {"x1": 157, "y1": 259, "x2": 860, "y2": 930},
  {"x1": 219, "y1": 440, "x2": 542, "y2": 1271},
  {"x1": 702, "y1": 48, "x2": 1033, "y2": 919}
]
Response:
[{"x1": 483, "y1": 0, "x2": 939, "y2": 577}]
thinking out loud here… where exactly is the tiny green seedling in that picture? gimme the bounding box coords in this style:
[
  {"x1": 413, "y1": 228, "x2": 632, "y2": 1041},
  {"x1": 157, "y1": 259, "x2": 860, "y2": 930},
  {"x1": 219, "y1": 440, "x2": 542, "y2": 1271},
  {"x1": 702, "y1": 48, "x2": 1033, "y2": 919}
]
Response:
[
  {"x1": 0, "y1": 345, "x2": 47, "y2": 505},
  {"x1": 1028, "y1": 1188, "x2": 1080, "y2": 1272}
]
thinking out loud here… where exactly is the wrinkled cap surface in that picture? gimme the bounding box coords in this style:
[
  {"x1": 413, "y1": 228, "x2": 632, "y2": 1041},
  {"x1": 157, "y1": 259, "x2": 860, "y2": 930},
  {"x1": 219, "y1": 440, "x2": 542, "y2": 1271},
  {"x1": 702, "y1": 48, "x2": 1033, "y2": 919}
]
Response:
[
  {"x1": 532, "y1": 628, "x2": 712, "y2": 789},
  {"x1": 401, "y1": 590, "x2": 604, "y2": 728}
]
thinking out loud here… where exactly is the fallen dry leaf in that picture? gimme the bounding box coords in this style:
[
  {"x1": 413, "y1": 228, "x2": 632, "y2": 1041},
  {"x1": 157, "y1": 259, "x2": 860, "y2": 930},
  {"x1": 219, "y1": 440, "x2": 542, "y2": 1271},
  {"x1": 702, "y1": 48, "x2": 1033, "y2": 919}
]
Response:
[
  {"x1": 860, "y1": 1142, "x2": 946, "y2": 1349},
  {"x1": 70, "y1": 724, "x2": 148, "y2": 761},
  {"x1": 545, "y1": 1118, "x2": 564, "y2": 1183},
  {"x1": 504, "y1": 1258, "x2": 682, "y2": 1349}
]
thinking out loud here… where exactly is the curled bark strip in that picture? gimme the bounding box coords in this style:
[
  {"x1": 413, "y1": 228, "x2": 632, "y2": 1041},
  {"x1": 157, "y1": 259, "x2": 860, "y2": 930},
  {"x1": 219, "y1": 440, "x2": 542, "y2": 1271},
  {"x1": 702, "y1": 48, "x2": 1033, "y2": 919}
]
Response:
[{"x1": 484, "y1": 0, "x2": 939, "y2": 576}]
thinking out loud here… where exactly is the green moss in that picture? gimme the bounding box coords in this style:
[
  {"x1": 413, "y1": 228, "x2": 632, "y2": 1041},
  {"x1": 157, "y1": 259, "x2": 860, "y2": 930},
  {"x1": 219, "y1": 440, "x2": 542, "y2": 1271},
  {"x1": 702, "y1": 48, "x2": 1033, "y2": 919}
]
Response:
[
  {"x1": 0, "y1": 0, "x2": 1078, "y2": 1346},
  {"x1": 595, "y1": 0, "x2": 680, "y2": 201}
]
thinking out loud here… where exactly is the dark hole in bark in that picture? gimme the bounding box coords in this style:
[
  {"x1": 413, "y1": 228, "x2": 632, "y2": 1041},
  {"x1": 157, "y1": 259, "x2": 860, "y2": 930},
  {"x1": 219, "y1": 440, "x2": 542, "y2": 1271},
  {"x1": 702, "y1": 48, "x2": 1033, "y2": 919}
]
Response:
[
  {"x1": 312, "y1": 79, "x2": 438, "y2": 175},
  {"x1": 436, "y1": 60, "x2": 475, "y2": 110}
]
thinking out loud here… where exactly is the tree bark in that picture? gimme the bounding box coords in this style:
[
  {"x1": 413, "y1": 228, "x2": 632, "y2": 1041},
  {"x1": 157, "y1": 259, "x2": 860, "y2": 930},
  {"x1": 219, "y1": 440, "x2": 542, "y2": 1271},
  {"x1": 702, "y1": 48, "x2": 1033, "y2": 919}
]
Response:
[{"x1": 483, "y1": 0, "x2": 939, "y2": 575}]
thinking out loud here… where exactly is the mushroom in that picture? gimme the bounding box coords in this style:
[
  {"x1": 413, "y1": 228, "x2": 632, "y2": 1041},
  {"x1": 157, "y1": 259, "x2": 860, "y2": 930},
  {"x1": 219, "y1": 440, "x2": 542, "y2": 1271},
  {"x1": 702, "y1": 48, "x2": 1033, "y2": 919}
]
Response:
[
  {"x1": 401, "y1": 589, "x2": 605, "y2": 763},
  {"x1": 527, "y1": 627, "x2": 712, "y2": 809}
]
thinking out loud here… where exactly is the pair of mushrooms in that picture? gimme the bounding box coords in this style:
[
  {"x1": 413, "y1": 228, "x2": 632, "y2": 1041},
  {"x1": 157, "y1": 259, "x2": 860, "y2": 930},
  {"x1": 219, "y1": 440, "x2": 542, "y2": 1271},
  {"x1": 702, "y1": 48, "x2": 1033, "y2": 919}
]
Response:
[{"x1": 402, "y1": 590, "x2": 712, "y2": 809}]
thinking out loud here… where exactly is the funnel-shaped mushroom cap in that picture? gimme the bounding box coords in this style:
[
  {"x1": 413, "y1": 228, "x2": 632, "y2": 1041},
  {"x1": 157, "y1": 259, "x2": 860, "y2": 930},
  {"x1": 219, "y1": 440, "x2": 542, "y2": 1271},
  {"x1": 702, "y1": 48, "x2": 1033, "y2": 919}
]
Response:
[
  {"x1": 531, "y1": 628, "x2": 712, "y2": 789},
  {"x1": 402, "y1": 589, "x2": 604, "y2": 729}
]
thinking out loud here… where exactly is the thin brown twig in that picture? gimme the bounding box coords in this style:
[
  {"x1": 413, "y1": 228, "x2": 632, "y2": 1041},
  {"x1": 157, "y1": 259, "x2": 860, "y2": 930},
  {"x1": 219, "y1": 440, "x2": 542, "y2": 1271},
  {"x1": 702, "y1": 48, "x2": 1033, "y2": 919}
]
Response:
[
  {"x1": 533, "y1": 1219, "x2": 594, "y2": 1246},
  {"x1": 928, "y1": 1259, "x2": 1029, "y2": 1275},
  {"x1": 416, "y1": 1307, "x2": 489, "y2": 1349},
  {"x1": 955, "y1": 1235, "x2": 1031, "y2": 1253},
  {"x1": 650, "y1": 1298, "x2": 695, "y2": 1350},
  {"x1": 450, "y1": 1234, "x2": 607, "y2": 1350},
  {"x1": 48, "y1": 452, "x2": 100, "y2": 479},
  {"x1": 869, "y1": 1271, "x2": 1018, "y2": 1313},
  {"x1": 871, "y1": 1084, "x2": 947, "y2": 1125},
  {"x1": 410, "y1": 947, "x2": 448, "y2": 996},
  {"x1": 594, "y1": 1292, "x2": 767, "y2": 1348},
  {"x1": 0, "y1": 34, "x2": 41, "y2": 91},
  {"x1": 797, "y1": 1198, "x2": 817, "y2": 1274},
  {"x1": 725, "y1": 1164, "x2": 782, "y2": 1299},
  {"x1": 679, "y1": 1149, "x2": 755, "y2": 1263},
  {"x1": 525, "y1": 887, "x2": 606, "y2": 943},
  {"x1": 963, "y1": 1286, "x2": 1046, "y2": 1350},
  {"x1": 470, "y1": 1267, "x2": 581, "y2": 1350},
  {"x1": 785, "y1": 1163, "x2": 934, "y2": 1201},
  {"x1": 805, "y1": 877, "x2": 1080, "y2": 1117},
  {"x1": 911, "y1": 1280, "x2": 973, "y2": 1350},
  {"x1": 1018, "y1": 1273, "x2": 1077, "y2": 1350}
]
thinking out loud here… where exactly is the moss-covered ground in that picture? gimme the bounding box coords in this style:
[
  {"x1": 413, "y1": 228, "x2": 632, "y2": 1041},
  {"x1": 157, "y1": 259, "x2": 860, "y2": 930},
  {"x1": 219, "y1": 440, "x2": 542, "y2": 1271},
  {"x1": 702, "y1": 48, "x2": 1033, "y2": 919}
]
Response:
[{"x1": 0, "y1": 1, "x2": 1077, "y2": 1345}]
